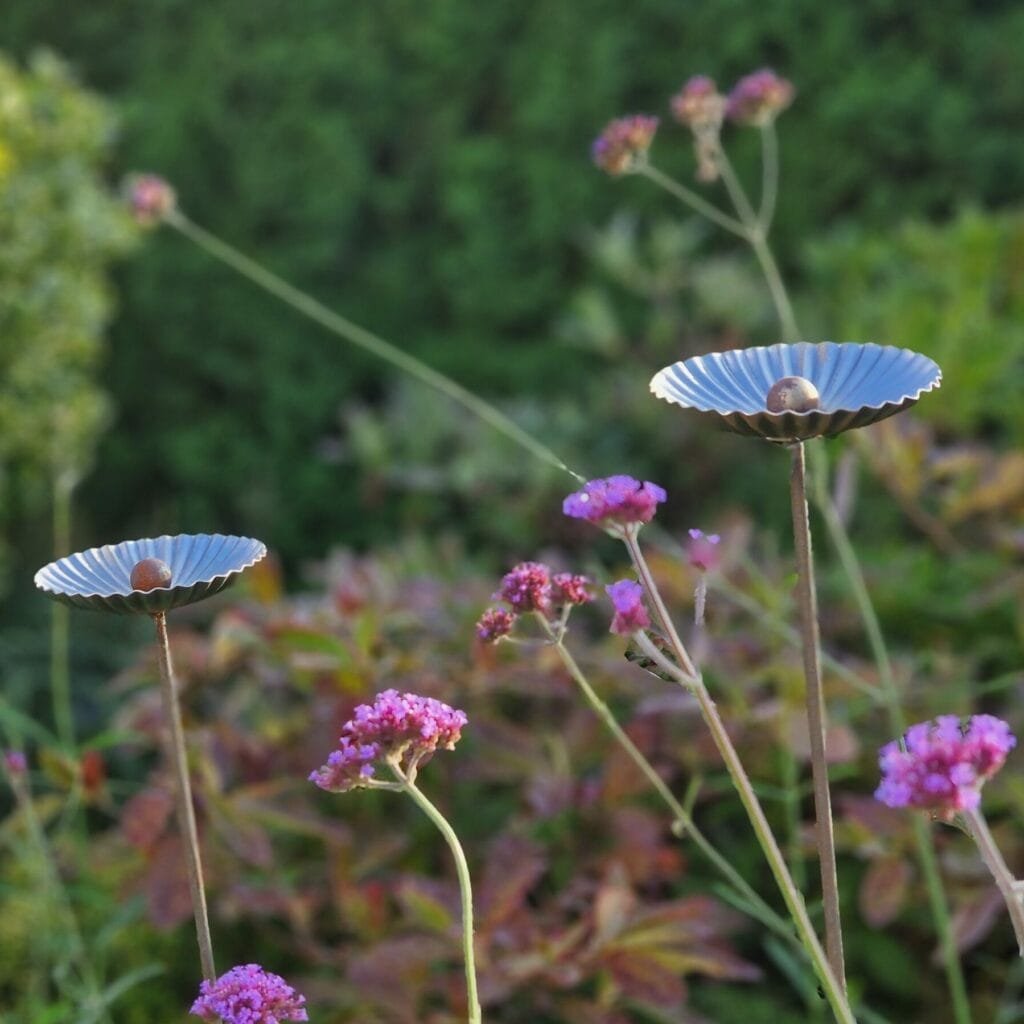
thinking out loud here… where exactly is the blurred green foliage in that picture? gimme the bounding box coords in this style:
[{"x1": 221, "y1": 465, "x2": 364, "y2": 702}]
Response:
[
  {"x1": 806, "y1": 207, "x2": 1024, "y2": 443},
  {"x1": 0, "y1": 52, "x2": 135, "y2": 584},
  {"x1": 3, "y1": 1, "x2": 1024, "y2": 563}
]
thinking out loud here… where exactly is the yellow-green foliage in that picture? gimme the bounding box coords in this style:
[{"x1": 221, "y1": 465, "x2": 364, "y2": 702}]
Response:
[
  {"x1": 0, "y1": 51, "x2": 135, "y2": 568},
  {"x1": 807, "y1": 208, "x2": 1024, "y2": 442}
]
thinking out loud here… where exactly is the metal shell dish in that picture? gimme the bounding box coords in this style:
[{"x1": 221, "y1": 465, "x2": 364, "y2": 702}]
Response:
[
  {"x1": 34, "y1": 534, "x2": 267, "y2": 614},
  {"x1": 650, "y1": 342, "x2": 942, "y2": 442}
]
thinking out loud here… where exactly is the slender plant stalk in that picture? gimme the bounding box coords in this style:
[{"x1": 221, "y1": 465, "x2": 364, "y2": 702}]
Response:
[
  {"x1": 637, "y1": 164, "x2": 747, "y2": 238},
  {"x1": 152, "y1": 612, "x2": 216, "y2": 982},
  {"x1": 543, "y1": 623, "x2": 801, "y2": 948},
  {"x1": 50, "y1": 472, "x2": 74, "y2": 749},
  {"x1": 624, "y1": 536, "x2": 856, "y2": 1024},
  {"x1": 643, "y1": 150, "x2": 973, "y2": 1024},
  {"x1": 964, "y1": 807, "x2": 1024, "y2": 956},
  {"x1": 394, "y1": 767, "x2": 482, "y2": 1024},
  {"x1": 758, "y1": 122, "x2": 780, "y2": 232},
  {"x1": 789, "y1": 442, "x2": 846, "y2": 991},
  {"x1": 164, "y1": 210, "x2": 582, "y2": 484}
]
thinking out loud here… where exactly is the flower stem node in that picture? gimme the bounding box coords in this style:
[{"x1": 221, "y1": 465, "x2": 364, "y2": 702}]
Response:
[{"x1": 766, "y1": 375, "x2": 820, "y2": 414}]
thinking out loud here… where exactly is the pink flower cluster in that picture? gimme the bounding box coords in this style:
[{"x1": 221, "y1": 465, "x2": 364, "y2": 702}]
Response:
[
  {"x1": 190, "y1": 963, "x2": 307, "y2": 1024},
  {"x1": 725, "y1": 69, "x2": 795, "y2": 126},
  {"x1": 671, "y1": 75, "x2": 726, "y2": 130},
  {"x1": 875, "y1": 714, "x2": 1016, "y2": 818},
  {"x1": 310, "y1": 689, "x2": 467, "y2": 792},
  {"x1": 591, "y1": 115, "x2": 659, "y2": 176},
  {"x1": 476, "y1": 563, "x2": 593, "y2": 643},
  {"x1": 563, "y1": 475, "x2": 667, "y2": 532}
]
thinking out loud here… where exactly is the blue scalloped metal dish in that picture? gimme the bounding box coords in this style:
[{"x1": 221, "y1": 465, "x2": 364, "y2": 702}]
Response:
[
  {"x1": 650, "y1": 342, "x2": 942, "y2": 442},
  {"x1": 34, "y1": 534, "x2": 267, "y2": 614}
]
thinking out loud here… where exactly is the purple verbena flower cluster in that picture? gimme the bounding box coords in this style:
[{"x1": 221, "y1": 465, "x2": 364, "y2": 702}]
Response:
[
  {"x1": 875, "y1": 714, "x2": 1016, "y2": 819},
  {"x1": 190, "y1": 963, "x2": 307, "y2": 1024},
  {"x1": 475, "y1": 606, "x2": 516, "y2": 643},
  {"x1": 310, "y1": 689, "x2": 467, "y2": 792},
  {"x1": 496, "y1": 561, "x2": 555, "y2": 614},
  {"x1": 725, "y1": 69, "x2": 795, "y2": 126},
  {"x1": 591, "y1": 115, "x2": 659, "y2": 176},
  {"x1": 562, "y1": 475, "x2": 667, "y2": 533},
  {"x1": 606, "y1": 580, "x2": 651, "y2": 635},
  {"x1": 477, "y1": 563, "x2": 593, "y2": 644}
]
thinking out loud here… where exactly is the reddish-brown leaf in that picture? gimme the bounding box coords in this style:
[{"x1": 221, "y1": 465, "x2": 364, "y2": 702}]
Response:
[
  {"x1": 859, "y1": 855, "x2": 912, "y2": 928},
  {"x1": 121, "y1": 787, "x2": 173, "y2": 852}
]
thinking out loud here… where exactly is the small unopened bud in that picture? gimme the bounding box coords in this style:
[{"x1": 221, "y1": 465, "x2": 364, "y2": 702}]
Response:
[
  {"x1": 130, "y1": 558, "x2": 173, "y2": 592},
  {"x1": 123, "y1": 173, "x2": 177, "y2": 226},
  {"x1": 766, "y1": 376, "x2": 820, "y2": 414}
]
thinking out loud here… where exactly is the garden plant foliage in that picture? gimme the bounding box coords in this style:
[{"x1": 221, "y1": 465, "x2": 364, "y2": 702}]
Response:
[
  {"x1": 3, "y1": 1, "x2": 1024, "y2": 557},
  {"x1": 2, "y1": 4, "x2": 1024, "y2": 1023}
]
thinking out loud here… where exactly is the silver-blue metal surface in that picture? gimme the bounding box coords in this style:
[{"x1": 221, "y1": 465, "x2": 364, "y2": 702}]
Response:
[
  {"x1": 650, "y1": 341, "x2": 941, "y2": 441},
  {"x1": 34, "y1": 534, "x2": 267, "y2": 614}
]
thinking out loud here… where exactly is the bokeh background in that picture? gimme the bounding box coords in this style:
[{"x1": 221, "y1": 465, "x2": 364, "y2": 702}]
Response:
[{"x1": 2, "y1": 2, "x2": 1024, "y2": 1022}]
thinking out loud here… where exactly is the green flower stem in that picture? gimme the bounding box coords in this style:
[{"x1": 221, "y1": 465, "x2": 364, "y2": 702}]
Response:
[
  {"x1": 790, "y1": 442, "x2": 846, "y2": 992},
  {"x1": 392, "y1": 766, "x2": 482, "y2": 1024},
  {"x1": 964, "y1": 807, "x2": 1024, "y2": 956},
  {"x1": 543, "y1": 622, "x2": 799, "y2": 948},
  {"x1": 624, "y1": 538, "x2": 855, "y2": 1024},
  {"x1": 759, "y1": 122, "x2": 780, "y2": 232},
  {"x1": 637, "y1": 164, "x2": 747, "y2": 238},
  {"x1": 152, "y1": 611, "x2": 216, "y2": 982},
  {"x1": 50, "y1": 471, "x2": 74, "y2": 750},
  {"x1": 628, "y1": 631, "x2": 854, "y2": 1024},
  {"x1": 165, "y1": 210, "x2": 582, "y2": 484}
]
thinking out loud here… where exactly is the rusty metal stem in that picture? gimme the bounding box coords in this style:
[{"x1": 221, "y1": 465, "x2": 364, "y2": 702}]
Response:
[
  {"x1": 153, "y1": 612, "x2": 216, "y2": 982},
  {"x1": 790, "y1": 442, "x2": 846, "y2": 992}
]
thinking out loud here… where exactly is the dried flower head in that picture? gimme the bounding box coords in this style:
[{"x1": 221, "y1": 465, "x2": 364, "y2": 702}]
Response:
[
  {"x1": 124, "y1": 173, "x2": 177, "y2": 227},
  {"x1": 726, "y1": 69, "x2": 795, "y2": 126},
  {"x1": 190, "y1": 963, "x2": 307, "y2": 1024},
  {"x1": 686, "y1": 528, "x2": 721, "y2": 572},
  {"x1": 606, "y1": 579, "x2": 651, "y2": 635},
  {"x1": 671, "y1": 75, "x2": 726, "y2": 130},
  {"x1": 476, "y1": 606, "x2": 516, "y2": 643},
  {"x1": 496, "y1": 561, "x2": 553, "y2": 614},
  {"x1": 563, "y1": 475, "x2": 667, "y2": 534},
  {"x1": 550, "y1": 572, "x2": 593, "y2": 606},
  {"x1": 875, "y1": 715, "x2": 1016, "y2": 819},
  {"x1": 591, "y1": 115, "x2": 659, "y2": 176},
  {"x1": 310, "y1": 689, "x2": 467, "y2": 792}
]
